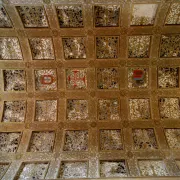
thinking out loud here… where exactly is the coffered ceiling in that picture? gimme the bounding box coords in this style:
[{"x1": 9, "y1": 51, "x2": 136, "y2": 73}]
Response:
[{"x1": 0, "y1": 0, "x2": 180, "y2": 179}]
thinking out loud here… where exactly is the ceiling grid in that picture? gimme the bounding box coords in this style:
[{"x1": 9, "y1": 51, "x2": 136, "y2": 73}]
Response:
[{"x1": 0, "y1": 0, "x2": 180, "y2": 179}]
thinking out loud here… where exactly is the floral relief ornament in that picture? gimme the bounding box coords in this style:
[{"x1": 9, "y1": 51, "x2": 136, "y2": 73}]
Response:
[
  {"x1": 0, "y1": 5, "x2": 12, "y2": 27},
  {"x1": 0, "y1": 38, "x2": 22, "y2": 60},
  {"x1": 128, "y1": 36, "x2": 151, "y2": 58},
  {"x1": 138, "y1": 160, "x2": 169, "y2": 176},
  {"x1": 16, "y1": 6, "x2": 48, "y2": 28},
  {"x1": 133, "y1": 129, "x2": 158, "y2": 150},
  {"x1": 56, "y1": 6, "x2": 84, "y2": 28},
  {"x1": 63, "y1": 130, "x2": 88, "y2": 151},
  {"x1": 3, "y1": 70, "x2": 26, "y2": 91},
  {"x1": 160, "y1": 35, "x2": 180, "y2": 58}
]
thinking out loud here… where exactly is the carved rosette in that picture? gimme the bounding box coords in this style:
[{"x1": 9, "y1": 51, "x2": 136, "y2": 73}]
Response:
[
  {"x1": 127, "y1": 28, "x2": 135, "y2": 35},
  {"x1": 43, "y1": 0, "x2": 51, "y2": 4},
  {"x1": 88, "y1": 60, "x2": 95, "y2": 67},
  {"x1": 58, "y1": 122, "x2": 64, "y2": 129},
  {"x1": 86, "y1": 30, "x2": 95, "y2": 36},
  {"x1": 119, "y1": 60, "x2": 127, "y2": 67},
  {"x1": 25, "y1": 123, "x2": 31, "y2": 129},
  {"x1": 56, "y1": 61, "x2": 64, "y2": 68},
  {"x1": 153, "y1": 26, "x2": 163, "y2": 35},
  {"x1": 90, "y1": 122, "x2": 97, "y2": 128},
  {"x1": 28, "y1": 92, "x2": 34, "y2": 98},
  {"x1": 16, "y1": 154, "x2": 22, "y2": 160},
  {"x1": 52, "y1": 29, "x2": 59, "y2": 37},
  {"x1": 25, "y1": 62, "x2": 32, "y2": 68},
  {"x1": 154, "y1": 120, "x2": 162, "y2": 127},
  {"x1": 88, "y1": 90, "x2": 96, "y2": 98},
  {"x1": 151, "y1": 59, "x2": 158, "y2": 66},
  {"x1": 127, "y1": 151, "x2": 133, "y2": 158},
  {"x1": 17, "y1": 29, "x2": 27, "y2": 38},
  {"x1": 120, "y1": 27, "x2": 128, "y2": 35},
  {"x1": 123, "y1": 121, "x2": 129, "y2": 128},
  {"x1": 120, "y1": 90, "x2": 128, "y2": 97},
  {"x1": 58, "y1": 91, "x2": 66, "y2": 98}
]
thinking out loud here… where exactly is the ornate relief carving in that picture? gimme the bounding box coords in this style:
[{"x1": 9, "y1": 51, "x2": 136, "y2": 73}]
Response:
[
  {"x1": 3, "y1": 101, "x2": 26, "y2": 122},
  {"x1": 138, "y1": 160, "x2": 169, "y2": 176},
  {"x1": 133, "y1": 129, "x2": 158, "y2": 150},
  {"x1": 119, "y1": 60, "x2": 127, "y2": 67},
  {"x1": 28, "y1": 131, "x2": 55, "y2": 152},
  {"x1": 28, "y1": 92, "x2": 34, "y2": 98},
  {"x1": 94, "y1": 5, "x2": 120, "y2": 27},
  {"x1": 25, "y1": 62, "x2": 32, "y2": 68},
  {"x1": 0, "y1": 38, "x2": 22, "y2": 60},
  {"x1": 127, "y1": 151, "x2": 133, "y2": 158},
  {"x1": 63, "y1": 130, "x2": 88, "y2": 151},
  {"x1": 153, "y1": 26, "x2": 163, "y2": 35},
  {"x1": 160, "y1": 35, "x2": 180, "y2": 58},
  {"x1": 51, "y1": 29, "x2": 59, "y2": 37},
  {"x1": 16, "y1": 29, "x2": 27, "y2": 38},
  {"x1": 56, "y1": 6, "x2": 83, "y2": 28},
  {"x1": 120, "y1": 90, "x2": 128, "y2": 97},
  {"x1": 3, "y1": 70, "x2": 26, "y2": 91},
  {"x1": 25, "y1": 123, "x2": 30, "y2": 129},
  {"x1": 62, "y1": 37, "x2": 86, "y2": 59},
  {"x1": 128, "y1": 36, "x2": 151, "y2": 58},
  {"x1": 16, "y1": 6, "x2": 48, "y2": 27},
  {"x1": 159, "y1": 98, "x2": 180, "y2": 119},
  {"x1": 67, "y1": 99, "x2": 88, "y2": 121},
  {"x1": 98, "y1": 99, "x2": 120, "y2": 120},
  {"x1": 96, "y1": 37, "x2": 119, "y2": 59},
  {"x1": 129, "y1": 99, "x2": 151, "y2": 120},
  {"x1": 165, "y1": 129, "x2": 180, "y2": 149},
  {"x1": 123, "y1": 121, "x2": 129, "y2": 128},
  {"x1": 58, "y1": 91, "x2": 65, "y2": 98},
  {"x1": 120, "y1": 27, "x2": 128, "y2": 35},
  {"x1": 165, "y1": 3, "x2": 180, "y2": 25},
  {"x1": 29, "y1": 38, "x2": 54, "y2": 60},
  {"x1": 17, "y1": 163, "x2": 49, "y2": 180},
  {"x1": 97, "y1": 68, "x2": 119, "y2": 89},
  {"x1": 35, "y1": 100, "x2": 57, "y2": 122},
  {"x1": 154, "y1": 120, "x2": 162, "y2": 127},
  {"x1": 158, "y1": 67, "x2": 179, "y2": 88},
  {"x1": 0, "y1": 5, "x2": 12, "y2": 27},
  {"x1": 100, "y1": 160, "x2": 128, "y2": 177},
  {"x1": 59, "y1": 161, "x2": 87, "y2": 179},
  {"x1": 88, "y1": 60, "x2": 95, "y2": 67},
  {"x1": 0, "y1": 132, "x2": 22, "y2": 152},
  {"x1": 90, "y1": 122, "x2": 97, "y2": 128},
  {"x1": 100, "y1": 130, "x2": 123, "y2": 150},
  {"x1": 58, "y1": 122, "x2": 64, "y2": 129},
  {"x1": 88, "y1": 90, "x2": 95, "y2": 97}
]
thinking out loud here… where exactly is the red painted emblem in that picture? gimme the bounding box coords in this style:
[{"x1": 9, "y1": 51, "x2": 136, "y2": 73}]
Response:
[
  {"x1": 41, "y1": 75, "x2": 54, "y2": 85},
  {"x1": 68, "y1": 70, "x2": 86, "y2": 88},
  {"x1": 133, "y1": 70, "x2": 144, "y2": 81}
]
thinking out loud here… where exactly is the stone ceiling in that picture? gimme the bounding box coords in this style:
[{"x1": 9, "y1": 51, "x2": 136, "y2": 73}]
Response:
[{"x1": 0, "y1": 0, "x2": 180, "y2": 179}]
